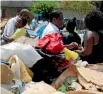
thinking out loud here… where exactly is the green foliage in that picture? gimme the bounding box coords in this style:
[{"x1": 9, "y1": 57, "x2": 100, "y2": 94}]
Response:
[
  {"x1": 29, "y1": 1, "x2": 58, "y2": 18},
  {"x1": 60, "y1": 1, "x2": 96, "y2": 14}
]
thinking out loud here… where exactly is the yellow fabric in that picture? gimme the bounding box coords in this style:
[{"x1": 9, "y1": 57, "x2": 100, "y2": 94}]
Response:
[
  {"x1": 12, "y1": 27, "x2": 26, "y2": 39},
  {"x1": 63, "y1": 47, "x2": 79, "y2": 60},
  {"x1": 1, "y1": 64, "x2": 14, "y2": 84},
  {"x1": 7, "y1": 55, "x2": 33, "y2": 83},
  {"x1": 25, "y1": 66, "x2": 33, "y2": 78}
]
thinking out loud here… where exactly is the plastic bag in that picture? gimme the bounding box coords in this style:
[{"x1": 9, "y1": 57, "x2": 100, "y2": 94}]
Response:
[
  {"x1": 8, "y1": 55, "x2": 33, "y2": 83},
  {"x1": 1, "y1": 63, "x2": 14, "y2": 84},
  {"x1": 63, "y1": 48, "x2": 79, "y2": 60},
  {"x1": 46, "y1": 40, "x2": 64, "y2": 54},
  {"x1": 37, "y1": 33, "x2": 64, "y2": 54},
  {"x1": 9, "y1": 55, "x2": 21, "y2": 79},
  {"x1": 37, "y1": 35, "x2": 50, "y2": 48},
  {"x1": 1, "y1": 42, "x2": 42, "y2": 68}
]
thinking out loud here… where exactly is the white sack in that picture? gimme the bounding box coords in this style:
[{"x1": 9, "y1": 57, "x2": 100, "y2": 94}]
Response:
[{"x1": 1, "y1": 42, "x2": 42, "y2": 68}]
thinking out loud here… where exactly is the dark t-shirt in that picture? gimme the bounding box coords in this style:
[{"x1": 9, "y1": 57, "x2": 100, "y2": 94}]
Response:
[
  {"x1": 63, "y1": 32, "x2": 81, "y2": 45},
  {"x1": 80, "y1": 31, "x2": 103, "y2": 64}
]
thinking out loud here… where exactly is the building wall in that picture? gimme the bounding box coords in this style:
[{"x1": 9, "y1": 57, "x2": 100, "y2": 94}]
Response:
[
  {"x1": 1, "y1": 1, "x2": 86, "y2": 20},
  {"x1": 61, "y1": 9, "x2": 86, "y2": 20},
  {"x1": 60, "y1": 9, "x2": 86, "y2": 29},
  {"x1": 1, "y1": 1, "x2": 33, "y2": 18},
  {"x1": 1, "y1": 7, "x2": 23, "y2": 18},
  {"x1": 1, "y1": 1, "x2": 33, "y2": 7}
]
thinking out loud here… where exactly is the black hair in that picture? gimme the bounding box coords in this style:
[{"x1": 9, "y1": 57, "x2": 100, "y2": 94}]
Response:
[
  {"x1": 21, "y1": 18, "x2": 27, "y2": 26},
  {"x1": 73, "y1": 17, "x2": 76, "y2": 22},
  {"x1": 49, "y1": 11, "x2": 63, "y2": 22},
  {"x1": 20, "y1": 9, "x2": 30, "y2": 16},
  {"x1": 84, "y1": 9, "x2": 103, "y2": 31},
  {"x1": 66, "y1": 18, "x2": 76, "y2": 32}
]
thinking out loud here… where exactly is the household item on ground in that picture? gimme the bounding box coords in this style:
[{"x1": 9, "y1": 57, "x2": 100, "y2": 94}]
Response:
[
  {"x1": 0, "y1": 63, "x2": 14, "y2": 84},
  {"x1": 1, "y1": 42, "x2": 42, "y2": 68},
  {"x1": 86, "y1": 63, "x2": 103, "y2": 72},
  {"x1": 1, "y1": 59, "x2": 9, "y2": 65},
  {"x1": 66, "y1": 90, "x2": 103, "y2": 94},
  {"x1": 36, "y1": 32, "x2": 77, "y2": 72},
  {"x1": 36, "y1": 48, "x2": 73, "y2": 72},
  {"x1": 58, "y1": 77, "x2": 78, "y2": 93},
  {"x1": 63, "y1": 48, "x2": 79, "y2": 61},
  {"x1": 8, "y1": 55, "x2": 33, "y2": 83},
  {"x1": 32, "y1": 48, "x2": 73, "y2": 84},
  {"x1": 22, "y1": 81, "x2": 65, "y2": 94},
  {"x1": 37, "y1": 33, "x2": 64, "y2": 54},
  {"x1": 37, "y1": 32, "x2": 79, "y2": 61},
  {"x1": 22, "y1": 81, "x2": 56, "y2": 94},
  {"x1": 11, "y1": 80, "x2": 25, "y2": 94},
  {"x1": 1, "y1": 81, "x2": 14, "y2": 91},
  {"x1": 51, "y1": 66, "x2": 77, "y2": 89},
  {"x1": 31, "y1": 57, "x2": 61, "y2": 84},
  {"x1": 75, "y1": 60, "x2": 88, "y2": 67},
  {"x1": 1, "y1": 87, "x2": 13, "y2": 94},
  {"x1": 52, "y1": 64, "x2": 103, "y2": 93},
  {"x1": 77, "y1": 67, "x2": 103, "y2": 89}
]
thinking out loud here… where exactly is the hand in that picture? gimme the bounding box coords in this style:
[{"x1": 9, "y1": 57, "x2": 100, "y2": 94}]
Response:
[
  {"x1": 77, "y1": 45, "x2": 83, "y2": 50},
  {"x1": 75, "y1": 45, "x2": 84, "y2": 53},
  {"x1": 3, "y1": 35, "x2": 13, "y2": 42},
  {"x1": 70, "y1": 42, "x2": 78, "y2": 48},
  {"x1": 65, "y1": 42, "x2": 78, "y2": 49}
]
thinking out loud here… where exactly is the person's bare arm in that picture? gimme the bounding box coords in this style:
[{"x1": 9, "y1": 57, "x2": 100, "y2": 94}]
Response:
[
  {"x1": 75, "y1": 31, "x2": 94, "y2": 56},
  {"x1": 3, "y1": 35, "x2": 14, "y2": 42}
]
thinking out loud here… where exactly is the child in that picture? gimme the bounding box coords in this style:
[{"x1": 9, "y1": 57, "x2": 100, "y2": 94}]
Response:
[{"x1": 3, "y1": 17, "x2": 27, "y2": 42}]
